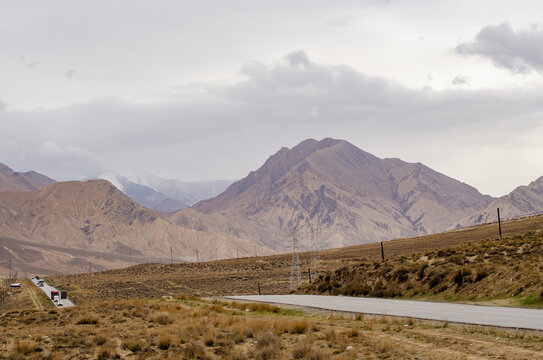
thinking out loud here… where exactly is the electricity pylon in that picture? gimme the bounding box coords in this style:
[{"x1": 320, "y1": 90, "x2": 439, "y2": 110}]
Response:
[
  {"x1": 290, "y1": 234, "x2": 301, "y2": 290},
  {"x1": 310, "y1": 227, "x2": 317, "y2": 281}
]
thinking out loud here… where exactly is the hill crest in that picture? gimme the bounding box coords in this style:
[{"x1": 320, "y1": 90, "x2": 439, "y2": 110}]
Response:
[{"x1": 171, "y1": 138, "x2": 493, "y2": 250}]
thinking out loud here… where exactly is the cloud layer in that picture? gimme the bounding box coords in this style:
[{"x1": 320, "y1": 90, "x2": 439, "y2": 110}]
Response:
[
  {"x1": 457, "y1": 22, "x2": 543, "y2": 73},
  {"x1": 2, "y1": 51, "x2": 543, "y2": 196}
]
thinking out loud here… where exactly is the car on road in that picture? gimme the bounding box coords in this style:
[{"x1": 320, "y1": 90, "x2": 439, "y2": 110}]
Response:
[{"x1": 10, "y1": 283, "x2": 22, "y2": 287}]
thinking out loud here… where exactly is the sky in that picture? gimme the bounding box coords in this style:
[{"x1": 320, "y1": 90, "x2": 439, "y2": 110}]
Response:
[{"x1": 1, "y1": 0, "x2": 543, "y2": 197}]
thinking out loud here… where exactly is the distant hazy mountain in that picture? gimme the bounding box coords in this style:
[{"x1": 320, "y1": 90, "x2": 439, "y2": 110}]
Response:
[
  {"x1": 96, "y1": 172, "x2": 233, "y2": 212},
  {"x1": 0, "y1": 179, "x2": 269, "y2": 274},
  {"x1": 170, "y1": 138, "x2": 494, "y2": 251},
  {"x1": 453, "y1": 176, "x2": 543, "y2": 228},
  {"x1": 141, "y1": 175, "x2": 234, "y2": 208},
  {"x1": 0, "y1": 162, "x2": 56, "y2": 191}
]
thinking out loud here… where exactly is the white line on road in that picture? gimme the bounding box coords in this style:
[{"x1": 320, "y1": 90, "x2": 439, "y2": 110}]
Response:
[{"x1": 226, "y1": 295, "x2": 543, "y2": 331}]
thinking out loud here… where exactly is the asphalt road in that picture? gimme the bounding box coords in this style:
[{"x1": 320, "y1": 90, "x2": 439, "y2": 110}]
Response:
[
  {"x1": 227, "y1": 295, "x2": 543, "y2": 331},
  {"x1": 30, "y1": 277, "x2": 75, "y2": 308}
]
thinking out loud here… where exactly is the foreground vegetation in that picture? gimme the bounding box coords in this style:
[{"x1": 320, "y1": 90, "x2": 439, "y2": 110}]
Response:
[
  {"x1": 303, "y1": 231, "x2": 543, "y2": 307},
  {"x1": 2, "y1": 216, "x2": 543, "y2": 358},
  {"x1": 2, "y1": 296, "x2": 543, "y2": 359}
]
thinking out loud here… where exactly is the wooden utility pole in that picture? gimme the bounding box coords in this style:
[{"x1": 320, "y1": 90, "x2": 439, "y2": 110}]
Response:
[
  {"x1": 497, "y1": 208, "x2": 503, "y2": 239},
  {"x1": 170, "y1": 245, "x2": 173, "y2": 264},
  {"x1": 129, "y1": 248, "x2": 132, "y2": 266},
  {"x1": 380, "y1": 241, "x2": 385, "y2": 261}
]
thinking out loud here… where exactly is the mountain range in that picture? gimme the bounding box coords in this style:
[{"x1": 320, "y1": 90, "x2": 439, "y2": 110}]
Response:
[
  {"x1": 0, "y1": 179, "x2": 268, "y2": 275},
  {"x1": 2, "y1": 138, "x2": 543, "y2": 275},
  {"x1": 169, "y1": 138, "x2": 494, "y2": 251},
  {"x1": 96, "y1": 172, "x2": 232, "y2": 213},
  {"x1": 453, "y1": 176, "x2": 543, "y2": 228},
  {"x1": 0, "y1": 162, "x2": 56, "y2": 191}
]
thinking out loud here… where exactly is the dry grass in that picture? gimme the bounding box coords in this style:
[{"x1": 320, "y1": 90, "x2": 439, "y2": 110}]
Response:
[
  {"x1": 1, "y1": 296, "x2": 543, "y2": 359},
  {"x1": 151, "y1": 310, "x2": 173, "y2": 325},
  {"x1": 303, "y1": 231, "x2": 543, "y2": 307},
  {"x1": 14, "y1": 339, "x2": 39, "y2": 355},
  {"x1": 121, "y1": 337, "x2": 143, "y2": 352},
  {"x1": 75, "y1": 314, "x2": 99, "y2": 325},
  {"x1": 5, "y1": 212, "x2": 543, "y2": 358}
]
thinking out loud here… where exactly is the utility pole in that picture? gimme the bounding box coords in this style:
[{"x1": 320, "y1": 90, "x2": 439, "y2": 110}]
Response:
[
  {"x1": 236, "y1": 248, "x2": 239, "y2": 259},
  {"x1": 129, "y1": 248, "x2": 132, "y2": 267},
  {"x1": 194, "y1": 248, "x2": 199, "y2": 262},
  {"x1": 380, "y1": 241, "x2": 385, "y2": 261},
  {"x1": 8, "y1": 259, "x2": 12, "y2": 280},
  {"x1": 254, "y1": 245, "x2": 257, "y2": 258},
  {"x1": 497, "y1": 208, "x2": 503, "y2": 239},
  {"x1": 170, "y1": 245, "x2": 173, "y2": 264}
]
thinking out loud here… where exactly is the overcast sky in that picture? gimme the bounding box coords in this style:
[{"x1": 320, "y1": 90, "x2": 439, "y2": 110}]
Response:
[{"x1": 1, "y1": 0, "x2": 543, "y2": 197}]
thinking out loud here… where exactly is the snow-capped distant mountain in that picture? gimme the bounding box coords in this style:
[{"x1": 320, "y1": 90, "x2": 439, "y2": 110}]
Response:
[
  {"x1": 137, "y1": 174, "x2": 233, "y2": 206},
  {"x1": 95, "y1": 172, "x2": 233, "y2": 212}
]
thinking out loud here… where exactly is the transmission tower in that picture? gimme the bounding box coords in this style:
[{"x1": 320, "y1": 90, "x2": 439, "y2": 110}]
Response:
[
  {"x1": 290, "y1": 234, "x2": 301, "y2": 290},
  {"x1": 310, "y1": 227, "x2": 317, "y2": 281}
]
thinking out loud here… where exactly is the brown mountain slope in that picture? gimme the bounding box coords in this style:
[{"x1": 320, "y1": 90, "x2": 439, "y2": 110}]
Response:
[
  {"x1": 0, "y1": 162, "x2": 56, "y2": 191},
  {"x1": 170, "y1": 138, "x2": 493, "y2": 251},
  {"x1": 0, "y1": 180, "x2": 268, "y2": 275},
  {"x1": 453, "y1": 176, "x2": 543, "y2": 228}
]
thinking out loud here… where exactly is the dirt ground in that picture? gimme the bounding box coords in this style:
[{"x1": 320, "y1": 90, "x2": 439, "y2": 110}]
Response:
[{"x1": 1, "y1": 296, "x2": 543, "y2": 359}]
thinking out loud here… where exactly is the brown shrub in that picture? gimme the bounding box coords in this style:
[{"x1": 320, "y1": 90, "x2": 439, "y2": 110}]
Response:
[
  {"x1": 152, "y1": 311, "x2": 173, "y2": 325},
  {"x1": 184, "y1": 342, "x2": 206, "y2": 359},
  {"x1": 14, "y1": 339, "x2": 38, "y2": 355},
  {"x1": 308, "y1": 347, "x2": 331, "y2": 360},
  {"x1": 96, "y1": 345, "x2": 117, "y2": 360},
  {"x1": 94, "y1": 335, "x2": 108, "y2": 346},
  {"x1": 75, "y1": 314, "x2": 99, "y2": 325},
  {"x1": 122, "y1": 338, "x2": 142, "y2": 352},
  {"x1": 292, "y1": 343, "x2": 310, "y2": 359},
  {"x1": 157, "y1": 332, "x2": 171, "y2": 350},
  {"x1": 290, "y1": 320, "x2": 309, "y2": 334}
]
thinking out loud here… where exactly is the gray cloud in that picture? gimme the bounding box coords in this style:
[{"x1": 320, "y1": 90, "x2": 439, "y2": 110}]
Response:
[
  {"x1": 1, "y1": 51, "x2": 543, "y2": 195},
  {"x1": 321, "y1": 14, "x2": 360, "y2": 30},
  {"x1": 456, "y1": 22, "x2": 543, "y2": 73},
  {"x1": 452, "y1": 76, "x2": 468, "y2": 85},
  {"x1": 65, "y1": 69, "x2": 76, "y2": 79},
  {"x1": 18, "y1": 55, "x2": 41, "y2": 69}
]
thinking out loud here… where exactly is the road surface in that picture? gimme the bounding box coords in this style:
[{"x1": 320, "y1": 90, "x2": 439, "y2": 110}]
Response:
[
  {"x1": 30, "y1": 277, "x2": 75, "y2": 308},
  {"x1": 227, "y1": 295, "x2": 543, "y2": 331}
]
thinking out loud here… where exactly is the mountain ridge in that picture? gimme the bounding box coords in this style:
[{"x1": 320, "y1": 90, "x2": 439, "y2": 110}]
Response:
[
  {"x1": 96, "y1": 172, "x2": 233, "y2": 212},
  {"x1": 453, "y1": 176, "x2": 543, "y2": 228},
  {"x1": 0, "y1": 179, "x2": 269, "y2": 274},
  {"x1": 0, "y1": 162, "x2": 56, "y2": 191},
  {"x1": 171, "y1": 138, "x2": 494, "y2": 250}
]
